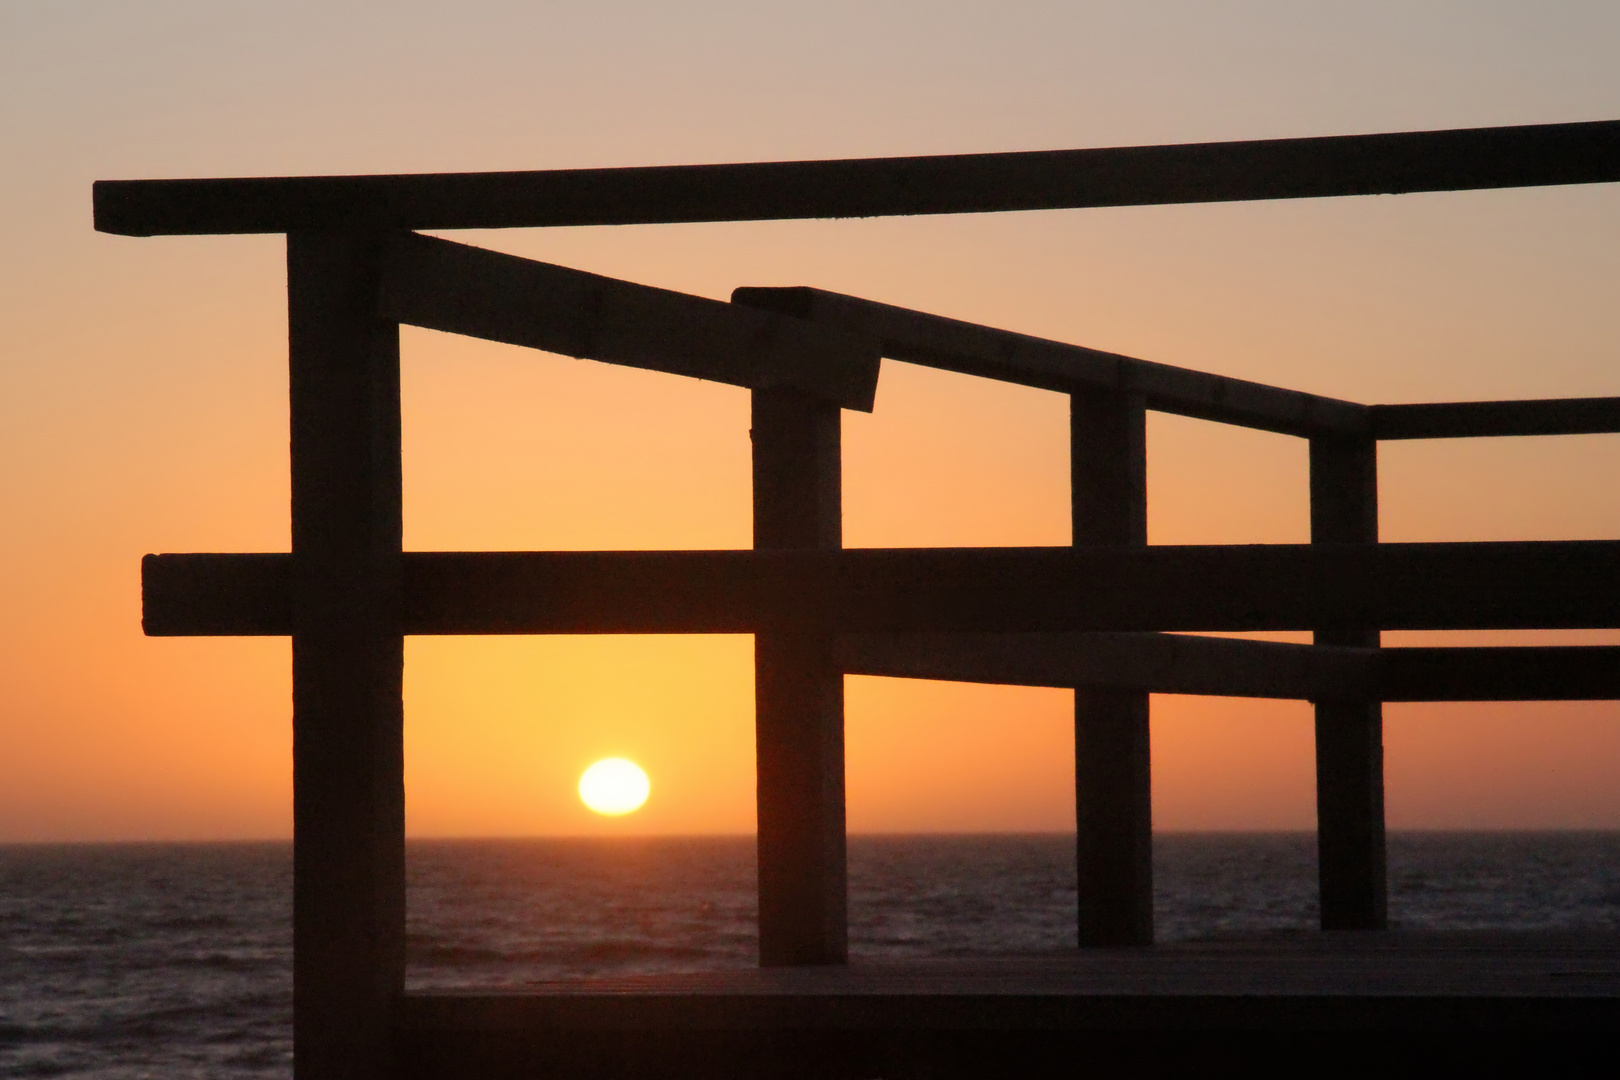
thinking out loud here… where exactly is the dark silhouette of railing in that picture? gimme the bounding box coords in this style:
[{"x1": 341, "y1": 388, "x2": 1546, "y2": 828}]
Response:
[{"x1": 104, "y1": 119, "x2": 1620, "y2": 1078}]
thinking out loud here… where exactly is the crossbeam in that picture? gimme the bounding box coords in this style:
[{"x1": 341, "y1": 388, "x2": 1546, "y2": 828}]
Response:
[
  {"x1": 840, "y1": 631, "x2": 1620, "y2": 702},
  {"x1": 142, "y1": 540, "x2": 1620, "y2": 637},
  {"x1": 1369, "y1": 398, "x2": 1620, "y2": 440},
  {"x1": 734, "y1": 287, "x2": 1363, "y2": 436},
  {"x1": 94, "y1": 120, "x2": 1620, "y2": 236},
  {"x1": 380, "y1": 233, "x2": 880, "y2": 412},
  {"x1": 839, "y1": 631, "x2": 1370, "y2": 699}
]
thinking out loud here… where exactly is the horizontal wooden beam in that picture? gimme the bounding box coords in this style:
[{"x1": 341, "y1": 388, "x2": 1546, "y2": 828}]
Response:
[
  {"x1": 1380, "y1": 646, "x2": 1620, "y2": 701},
  {"x1": 379, "y1": 234, "x2": 880, "y2": 412},
  {"x1": 733, "y1": 288, "x2": 1363, "y2": 436},
  {"x1": 841, "y1": 632, "x2": 1620, "y2": 702},
  {"x1": 1369, "y1": 398, "x2": 1620, "y2": 440},
  {"x1": 95, "y1": 120, "x2": 1620, "y2": 236},
  {"x1": 143, "y1": 539, "x2": 1620, "y2": 638},
  {"x1": 838, "y1": 631, "x2": 1371, "y2": 699}
]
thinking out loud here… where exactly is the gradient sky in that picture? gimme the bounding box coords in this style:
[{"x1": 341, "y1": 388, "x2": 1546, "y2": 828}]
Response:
[{"x1": 4, "y1": 1, "x2": 1620, "y2": 840}]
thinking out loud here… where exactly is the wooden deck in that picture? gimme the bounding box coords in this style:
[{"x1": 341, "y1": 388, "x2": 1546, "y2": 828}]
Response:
[{"x1": 402, "y1": 934, "x2": 1620, "y2": 1078}]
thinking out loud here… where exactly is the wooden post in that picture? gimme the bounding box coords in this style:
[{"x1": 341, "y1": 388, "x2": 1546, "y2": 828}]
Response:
[
  {"x1": 288, "y1": 231, "x2": 406, "y2": 1078},
  {"x1": 752, "y1": 386, "x2": 847, "y2": 965},
  {"x1": 1070, "y1": 388, "x2": 1153, "y2": 946},
  {"x1": 1309, "y1": 434, "x2": 1387, "y2": 930}
]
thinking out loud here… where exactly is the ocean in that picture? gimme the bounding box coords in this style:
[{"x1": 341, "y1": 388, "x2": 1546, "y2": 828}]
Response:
[{"x1": 3, "y1": 833, "x2": 1619, "y2": 1078}]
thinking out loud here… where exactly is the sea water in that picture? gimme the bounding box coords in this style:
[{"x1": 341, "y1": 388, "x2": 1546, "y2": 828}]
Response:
[{"x1": 4, "y1": 833, "x2": 1620, "y2": 1078}]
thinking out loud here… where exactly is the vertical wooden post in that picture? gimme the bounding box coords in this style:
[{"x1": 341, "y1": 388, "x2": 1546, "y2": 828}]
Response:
[
  {"x1": 1309, "y1": 434, "x2": 1387, "y2": 931},
  {"x1": 752, "y1": 386, "x2": 847, "y2": 965},
  {"x1": 288, "y1": 231, "x2": 406, "y2": 1078},
  {"x1": 1070, "y1": 388, "x2": 1153, "y2": 946}
]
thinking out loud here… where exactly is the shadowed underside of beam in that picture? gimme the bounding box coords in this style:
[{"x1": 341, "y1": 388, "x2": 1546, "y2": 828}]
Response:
[
  {"x1": 94, "y1": 120, "x2": 1620, "y2": 236},
  {"x1": 379, "y1": 233, "x2": 880, "y2": 412}
]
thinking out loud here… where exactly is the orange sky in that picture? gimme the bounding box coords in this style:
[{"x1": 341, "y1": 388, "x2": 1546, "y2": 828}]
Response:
[{"x1": 4, "y1": 2, "x2": 1620, "y2": 840}]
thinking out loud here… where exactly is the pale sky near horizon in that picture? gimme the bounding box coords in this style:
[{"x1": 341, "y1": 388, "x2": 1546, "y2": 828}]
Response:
[{"x1": 4, "y1": 1, "x2": 1620, "y2": 841}]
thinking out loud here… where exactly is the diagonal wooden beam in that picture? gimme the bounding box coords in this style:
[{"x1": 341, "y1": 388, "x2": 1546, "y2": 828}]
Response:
[
  {"x1": 142, "y1": 540, "x2": 1620, "y2": 638},
  {"x1": 733, "y1": 287, "x2": 1364, "y2": 436},
  {"x1": 377, "y1": 233, "x2": 880, "y2": 411},
  {"x1": 95, "y1": 119, "x2": 1620, "y2": 236},
  {"x1": 837, "y1": 631, "x2": 1374, "y2": 700},
  {"x1": 840, "y1": 632, "x2": 1620, "y2": 702}
]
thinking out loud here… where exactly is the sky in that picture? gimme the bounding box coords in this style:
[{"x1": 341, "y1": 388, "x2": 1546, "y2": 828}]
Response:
[{"x1": 3, "y1": 1, "x2": 1620, "y2": 841}]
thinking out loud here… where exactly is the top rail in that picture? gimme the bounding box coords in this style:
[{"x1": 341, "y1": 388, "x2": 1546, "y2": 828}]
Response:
[
  {"x1": 94, "y1": 120, "x2": 1620, "y2": 237},
  {"x1": 733, "y1": 287, "x2": 1364, "y2": 436},
  {"x1": 1370, "y1": 398, "x2": 1620, "y2": 439}
]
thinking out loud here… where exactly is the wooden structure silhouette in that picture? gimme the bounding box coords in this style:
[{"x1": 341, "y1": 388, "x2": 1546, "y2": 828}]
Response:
[{"x1": 102, "y1": 119, "x2": 1620, "y2": 1077}]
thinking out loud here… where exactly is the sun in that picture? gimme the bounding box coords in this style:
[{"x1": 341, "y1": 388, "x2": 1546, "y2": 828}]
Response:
[{"x1": 578, "y1": 758, "x2": 650, "y2": 816}]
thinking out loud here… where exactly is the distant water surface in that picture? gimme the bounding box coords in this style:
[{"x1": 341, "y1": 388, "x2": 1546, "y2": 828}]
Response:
[{"x1": 4, "y1": 833, "x2": 1619, "y2": 1077}]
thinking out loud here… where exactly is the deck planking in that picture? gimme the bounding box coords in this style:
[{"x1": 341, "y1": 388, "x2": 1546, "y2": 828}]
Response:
[{"x1": 401, "y1": 935, "x2": 1620, "y2": 1078}]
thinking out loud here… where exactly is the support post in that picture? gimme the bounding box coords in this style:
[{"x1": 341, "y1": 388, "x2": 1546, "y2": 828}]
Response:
[
  {"x1": 288, "y1": 231, "x2": 406, "y2": 1078},
  {"x1": 1070, "y1": 388, "x2": 1153, "y2": 946},
  {"x1": 752, "y1": 387, "x2": 847, "y2": 965},
  {"x1": 1309, "y1": 434, "x2": 1387, "y2": 930}
]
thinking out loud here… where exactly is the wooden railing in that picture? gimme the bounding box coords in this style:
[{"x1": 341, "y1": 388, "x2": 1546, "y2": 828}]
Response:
[{"x1": 104, "y1": 118, "x2": 1620, "y2": 1078}]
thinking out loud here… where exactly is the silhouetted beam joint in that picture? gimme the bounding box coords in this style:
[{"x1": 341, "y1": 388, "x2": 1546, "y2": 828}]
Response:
[
  {"x1": 734, "y1": 287, "x2": 1365, "y2": 437},
  {"x1": 1370, "y1": 398, "x2": 1620, "y2": 440},
  {"x1": 377, "y1": 233, "x2": 880, "y2": 412},
  {"x1": 94, "y1": 120, "x2": 1620, "y2": 236},
  {"x1": 142, "y1": 540, "x2": 1620, "y2": 638}
]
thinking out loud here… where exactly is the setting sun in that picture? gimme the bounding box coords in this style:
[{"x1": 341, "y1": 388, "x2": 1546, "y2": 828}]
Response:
[{"x1": 578, "y1": 759, "x2": 651, "y2": 816}]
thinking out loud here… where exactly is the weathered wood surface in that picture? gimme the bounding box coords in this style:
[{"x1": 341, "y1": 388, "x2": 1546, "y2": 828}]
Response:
[
  {"x1": 733, "y1": 286, "x2": 1365, "y2": 436},
  {"x1": 751, "y1": 388, "x2": 848, "y2": 965},
  {"x1": 286, "y1": 233, "x2": 406, "y2": 1080},
  {"x1": 1370, "y1": 398, "x2": 1620, "y2": 440},
  {"x1": 399, "y1": 937, "x2": 1620, "y2": 1078},
  {"x1": 95, "y1": 119, "x2": 1620, "y2": 235},
  {"x1": 142, "y1": 540, "x2": 1620, "y2": 637},
  {"x1": 379, "y1": 233, "x2": 880, "y2": 412}
]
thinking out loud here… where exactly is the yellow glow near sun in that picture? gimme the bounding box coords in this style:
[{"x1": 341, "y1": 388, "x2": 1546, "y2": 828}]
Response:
[{"x1": 578, "y1": 758, "x2": 650, "y2": 816}]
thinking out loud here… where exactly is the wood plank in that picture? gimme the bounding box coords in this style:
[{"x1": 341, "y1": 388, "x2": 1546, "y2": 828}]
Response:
[
  {"x1": 1370, "y1": 398, "x2": 1620, "y2": 440},
  {"x1": 141, "y1": 540, "x2": 1620, "y2": 637},
  {"x1": 95, "y1": 119, "x2": 1620, "y2": 235},
  {"x1": 1379, "y1": 646, "x2": 1620, "y2": 701},
  {"x1": 285, "y1": 232, "x2": 406, "y2": 1080},
  {"x1": 839, "y1": 634, "x2": 1620, "y2": 703},
  {"x1": 378, "y1": 233, "x2": 880, "y2": 412},
  {"x1": 398, "y1": 939, "x2": 1620, "y2": 1078},
  {"x1": 1070, "y1": 388, "x2": 1152, "y2": 946},
  {"x1": 1309, "y1": 434, "x2": 1386, "y2": 932},
  {"x1": 751, "y1": 388, "x2": 847, "y2": 965},
  {"x1": 836, "y1": 631, "x2": 1374, "y2": 700},
  {"x1": 141, "y1": 551, "x2": 290, "y2": 636},
  {"x1": 731, "y1": 287, "x2": 1365, "y2": 437}
]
